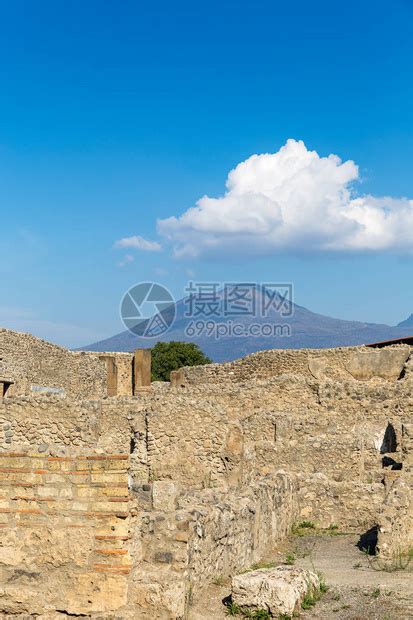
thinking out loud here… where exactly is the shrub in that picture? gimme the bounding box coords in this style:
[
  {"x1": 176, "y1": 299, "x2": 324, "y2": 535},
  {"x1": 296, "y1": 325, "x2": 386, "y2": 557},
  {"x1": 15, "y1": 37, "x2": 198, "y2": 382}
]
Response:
[{"x1": 151, "y1": 341, "x2": 211, "y2": 381}]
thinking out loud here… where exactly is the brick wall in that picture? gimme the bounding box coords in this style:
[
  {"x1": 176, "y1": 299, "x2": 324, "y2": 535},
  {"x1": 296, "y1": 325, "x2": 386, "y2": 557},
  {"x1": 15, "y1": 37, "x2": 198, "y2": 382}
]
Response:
[{"x1": 0, "y1": 451, "x2": 131, "y2": 616}]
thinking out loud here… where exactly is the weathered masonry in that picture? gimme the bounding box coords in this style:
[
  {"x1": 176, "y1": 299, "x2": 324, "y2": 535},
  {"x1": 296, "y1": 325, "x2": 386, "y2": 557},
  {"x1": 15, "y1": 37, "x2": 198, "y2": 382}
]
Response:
[
  {"x1": 0, "y1": 327, "x2": 412, "y2": 618},
  {"x1": 0, "y1": 452, "x2": 130, "y2": 615},
  {"x1": 0, "y1": 327, "x2": 152, "y2": 399}
]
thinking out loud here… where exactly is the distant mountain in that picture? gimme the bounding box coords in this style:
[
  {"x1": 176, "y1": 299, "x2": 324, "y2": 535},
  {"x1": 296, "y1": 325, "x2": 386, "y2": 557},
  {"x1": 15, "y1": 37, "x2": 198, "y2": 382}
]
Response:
[
  {"x1": 397, "y1": 313, "x2": 413, "y2": 329},
  {"x1": 80, "y1": 287, "x2": 413, "y2": 362}
]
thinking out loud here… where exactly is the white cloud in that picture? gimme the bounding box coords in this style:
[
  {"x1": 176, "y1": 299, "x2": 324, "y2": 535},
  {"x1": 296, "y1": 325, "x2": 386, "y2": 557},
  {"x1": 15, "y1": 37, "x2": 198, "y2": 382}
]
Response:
[
  {"x1": 114, "y1": 235, "x2": 161, "y2": 252},
  {"x1": 157, "y1": 139, "x2": 413, "y2": 258},
  {"x1": 117, "y1": 254, "x2": 135, "y2": 268}
]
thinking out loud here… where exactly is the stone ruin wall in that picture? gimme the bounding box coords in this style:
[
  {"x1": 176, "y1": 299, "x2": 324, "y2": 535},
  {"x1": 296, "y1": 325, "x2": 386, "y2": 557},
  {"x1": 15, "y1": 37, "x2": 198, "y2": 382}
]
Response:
[
  {"x1": 0, "y1": 332, "x2": 412, "y2": 617},
  {"x1": 151, "y1": 365, "x2": 412, "y2": 530},
  {"x1": 0, "y1": 328, "x2": 135, "y2": 399},
  {"x1": 0, "y1": 328, "x2": 107, "y2": 399},
  {"x1": 0, "y1": 394, "x2": 299, "y2": 617},
  {"x1": 173, "y1": 344, "x2": 412, "y2": 386},
  {"x1": 376, "y1": 421, "x2": 413, "y2": 560}
]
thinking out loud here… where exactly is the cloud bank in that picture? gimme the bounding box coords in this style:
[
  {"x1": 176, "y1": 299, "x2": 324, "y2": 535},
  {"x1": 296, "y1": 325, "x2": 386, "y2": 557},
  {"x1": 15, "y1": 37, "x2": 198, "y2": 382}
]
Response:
[
  {"x1": 114, "y1": 235, "x2": 161, "y2": 252},
  {"x1": 157, "y1": 139, "x2": 413, "y2": 258}
]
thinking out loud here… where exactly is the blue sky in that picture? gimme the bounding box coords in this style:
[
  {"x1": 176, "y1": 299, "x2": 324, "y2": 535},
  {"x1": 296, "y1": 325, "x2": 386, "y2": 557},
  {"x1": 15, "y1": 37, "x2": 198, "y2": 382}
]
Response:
[{"x1": 1, "y1": 0, "x2": 413, "y2": 347}]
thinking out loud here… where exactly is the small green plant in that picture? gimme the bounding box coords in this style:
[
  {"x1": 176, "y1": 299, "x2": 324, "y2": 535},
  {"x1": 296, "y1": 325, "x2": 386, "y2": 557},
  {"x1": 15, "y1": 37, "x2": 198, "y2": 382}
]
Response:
[
  {"x1": 367, "y1": 547, "x2": 412, "y2": 572},
  {"x1": 301, "y1": 588, "x2": 322, "y2": 610},
  {"x1": 285, "y1": 553, "x2": 295, "y2": 565},
  {"x1": 225, "y1": 601, "x2": 271, "y2": 619},
  {"x1": 315, "y1": 570, "x2": 329, "y2": 594},
  {"x1": 371, "y1": 587, "x2": 380, "y2": 598},
  {"x1": 298, "y1": 520, "x2": 316, "y2": 529},
  {"x1": 301, "y1": 594, "x2": 317, "y2": 610},
  {"x1": 300, "y1": 578, "x2": 328, "y2": 611},
  {"x1": 248, "y1": 610, "x2": 271, "y2": 620},
  {"x1": 186, "y1": 583, "x2": 193, "y2": 606},
  {"x1": 225, "y1": 600, "x2": 242, "y2": 616},
  {"x1": 291, "y1": 521, "x2": 318, "y2": 537},
  {"x1": 278, "y1": 614, "x2": 292, "y2": 620},
  {"x1": 326, "y1": 523, "x2": 341, "y2": 536}
]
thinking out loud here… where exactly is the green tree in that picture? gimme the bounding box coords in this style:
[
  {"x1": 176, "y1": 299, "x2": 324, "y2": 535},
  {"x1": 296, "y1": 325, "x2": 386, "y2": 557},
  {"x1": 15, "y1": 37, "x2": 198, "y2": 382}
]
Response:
[{"x1": 151, "y1": 341, "x2": 212, "y2": 381}]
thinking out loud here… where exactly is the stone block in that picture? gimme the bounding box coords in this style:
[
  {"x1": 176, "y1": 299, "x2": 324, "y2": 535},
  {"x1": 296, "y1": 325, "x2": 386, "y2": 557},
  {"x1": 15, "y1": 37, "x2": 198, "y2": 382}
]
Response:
[
  {"x1": 154, "y1": 551, "x2": 173, "y2": 563},
  {"x1": 101, "y1": 486, "x2": 129, "y2": 497},
  {"x1": 132, "y1": 580, "x2": 186, "y2": 619},
  {"x1": 232, "y1": 566, "x2": 320, "y2": 617},
  {"x1": 64, "y1": 572, "x2": 128, "y2": 614},
  {"x1": 91, "y1": 472, "x2": 128, "y2": 485},
  {"x1": 133, "y1": 349, "x2": 151, "y2": 391},
  {"x1": 345, "y1": 347, "x2": 410, "y2": 381},
  {"x1": 170, "y1": 368, "x2": 185, "y2": 388},
  {"x1": 37, "y1": 486, "x2": 59, "y2": 498},
  {"x1": 152, "y1": 480, "x2": 178, "y2": 512}
]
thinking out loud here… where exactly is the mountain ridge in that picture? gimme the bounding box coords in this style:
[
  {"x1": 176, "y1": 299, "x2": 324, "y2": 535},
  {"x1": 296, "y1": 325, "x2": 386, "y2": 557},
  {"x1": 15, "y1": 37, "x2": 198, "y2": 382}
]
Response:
[
  {"x1": 397, "y1": 313, "x2": 413, "y2": 328},
  {"x1": 80, "y1": 288, "x2": 413, "y2": 362}
]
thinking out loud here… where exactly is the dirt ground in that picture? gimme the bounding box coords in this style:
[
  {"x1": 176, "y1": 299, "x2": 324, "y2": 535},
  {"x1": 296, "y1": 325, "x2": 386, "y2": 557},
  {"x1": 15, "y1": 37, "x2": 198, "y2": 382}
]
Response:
[{"x1": 189, "y1": 532, "x2": 413, "y2": 620}]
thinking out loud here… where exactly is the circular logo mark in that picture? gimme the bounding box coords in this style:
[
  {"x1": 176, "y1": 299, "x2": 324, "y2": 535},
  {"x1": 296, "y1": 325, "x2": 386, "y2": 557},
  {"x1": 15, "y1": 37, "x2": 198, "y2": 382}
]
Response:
[{"x1": 120, "y1": 282, "x2": 176, "y2": 338}]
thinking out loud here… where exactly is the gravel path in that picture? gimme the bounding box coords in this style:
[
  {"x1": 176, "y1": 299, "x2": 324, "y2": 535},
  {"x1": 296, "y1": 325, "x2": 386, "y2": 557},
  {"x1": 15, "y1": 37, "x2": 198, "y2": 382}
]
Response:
[{"x1": 189, "y1": 533, "x2": 413, "y2": 619}]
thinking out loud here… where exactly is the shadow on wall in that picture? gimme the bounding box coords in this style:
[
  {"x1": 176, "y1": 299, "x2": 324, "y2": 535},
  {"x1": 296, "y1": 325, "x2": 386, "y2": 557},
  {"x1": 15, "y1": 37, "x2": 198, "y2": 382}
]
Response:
[
  {"x1": 356, "y1": 525, "x2": 378, "y2": 556},
  {"x1": 380, "y1": 422, "x2": 397, "y2": 454},
  {"x1": 380, "y1": 422, "x2": 403, "y2": 470},
  {"x1": 382, "y1": 456, "x2": 402, "y2": 470}
]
